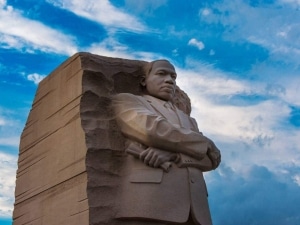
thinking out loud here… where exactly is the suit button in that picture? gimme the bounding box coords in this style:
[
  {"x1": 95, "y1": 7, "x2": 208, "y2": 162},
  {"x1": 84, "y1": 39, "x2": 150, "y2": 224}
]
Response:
[{"x1": 190, "y1": 179, "x2": 195, "y2": 183}]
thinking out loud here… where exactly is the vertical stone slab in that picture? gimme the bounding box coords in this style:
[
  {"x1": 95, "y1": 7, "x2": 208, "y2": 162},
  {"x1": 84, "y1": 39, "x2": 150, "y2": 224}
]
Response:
[{"x1": 13, "y1": 53, "x2": 89, "y2": 225}]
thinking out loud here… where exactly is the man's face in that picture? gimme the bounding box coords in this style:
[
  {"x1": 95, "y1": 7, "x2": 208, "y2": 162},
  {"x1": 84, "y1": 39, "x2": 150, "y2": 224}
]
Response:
[{"x1": 143, "y1": 61, "x2": 177, "y2": 101}]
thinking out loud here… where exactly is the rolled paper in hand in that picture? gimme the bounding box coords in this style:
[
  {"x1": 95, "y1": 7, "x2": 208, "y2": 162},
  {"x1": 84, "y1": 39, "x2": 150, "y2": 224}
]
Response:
[{"x1": 126, "y1": 143, "x2": 172, "y2": 172}]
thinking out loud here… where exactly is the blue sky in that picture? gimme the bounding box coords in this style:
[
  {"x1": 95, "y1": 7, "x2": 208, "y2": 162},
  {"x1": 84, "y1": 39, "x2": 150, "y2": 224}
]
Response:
[{"x1": 1, "y1": 0, "x2": 300, "y2": 224}]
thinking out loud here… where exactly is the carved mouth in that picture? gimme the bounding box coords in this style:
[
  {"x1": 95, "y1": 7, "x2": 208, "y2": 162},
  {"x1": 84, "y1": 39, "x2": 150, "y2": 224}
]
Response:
[{"x1": 161, "y1": 85, "x2": 175, "y2": 92}]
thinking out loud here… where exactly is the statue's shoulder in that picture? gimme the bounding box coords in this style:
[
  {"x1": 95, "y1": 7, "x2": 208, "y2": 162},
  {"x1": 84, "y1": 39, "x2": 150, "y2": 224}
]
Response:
[
  {"x1": 114, "y1": 93, "x2": 142, "y2": 100},
  {"x1": 113, "y1": 93, "x2": 146, "y2": 104}
]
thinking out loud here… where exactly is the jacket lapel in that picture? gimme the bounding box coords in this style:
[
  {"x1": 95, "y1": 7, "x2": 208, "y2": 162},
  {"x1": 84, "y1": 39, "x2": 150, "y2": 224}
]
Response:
[
  {"x1": 175, "y1": 109, "x2": 194, "y2": 130},
  {"x1": 143, "y1": 95, "x2": 193, "y2": 129},
  {"x1": 143, "y1": 95, "x2": 180, "y2": 125}
]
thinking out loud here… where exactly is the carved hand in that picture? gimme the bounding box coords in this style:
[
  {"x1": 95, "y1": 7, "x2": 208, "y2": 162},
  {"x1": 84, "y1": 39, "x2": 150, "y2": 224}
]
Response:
[{"x1": 140, "y1": 147, "x2": 179, "y2": 168}]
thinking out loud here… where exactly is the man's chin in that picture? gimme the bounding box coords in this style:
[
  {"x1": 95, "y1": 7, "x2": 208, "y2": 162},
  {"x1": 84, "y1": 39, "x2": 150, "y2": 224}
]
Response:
[{"x1": 155, "y1": 93, "x2": 174, "y2": 101}]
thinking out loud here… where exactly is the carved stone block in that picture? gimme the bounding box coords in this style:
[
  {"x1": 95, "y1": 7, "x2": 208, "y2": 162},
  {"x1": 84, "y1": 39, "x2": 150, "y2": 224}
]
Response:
[{"x1": 13, "y1": 52, "x2": 195, "y2": 225}]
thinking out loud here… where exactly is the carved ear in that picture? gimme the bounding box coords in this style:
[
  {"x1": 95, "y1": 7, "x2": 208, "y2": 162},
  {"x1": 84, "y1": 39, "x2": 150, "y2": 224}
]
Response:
[{"x1": 140, "y1": 76, "x2": 146, "y2": 86}]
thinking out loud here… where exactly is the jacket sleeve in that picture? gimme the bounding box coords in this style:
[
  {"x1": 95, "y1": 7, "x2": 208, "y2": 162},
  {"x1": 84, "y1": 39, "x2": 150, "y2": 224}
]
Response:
[{"x1": 112, "y1": 93, "x2": 209, "y2": 160}]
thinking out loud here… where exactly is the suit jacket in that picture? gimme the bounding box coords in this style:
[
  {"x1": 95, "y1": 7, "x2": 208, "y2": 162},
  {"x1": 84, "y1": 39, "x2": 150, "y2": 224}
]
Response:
[{"x1": 113, "y1": 93, "x2": 213, "y2": 225}]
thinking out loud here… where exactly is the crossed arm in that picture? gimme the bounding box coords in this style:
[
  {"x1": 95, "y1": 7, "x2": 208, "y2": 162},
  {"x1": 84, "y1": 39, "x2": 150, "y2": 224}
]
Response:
[{"x1": 113, "y1": 93, "x2": 221, "y2": 170}]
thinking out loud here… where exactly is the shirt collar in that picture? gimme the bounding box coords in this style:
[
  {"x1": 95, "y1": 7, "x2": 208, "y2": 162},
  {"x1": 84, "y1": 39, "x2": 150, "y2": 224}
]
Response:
[{"x1": 143, "y1": 95, "x2": 175, "y2": 110}]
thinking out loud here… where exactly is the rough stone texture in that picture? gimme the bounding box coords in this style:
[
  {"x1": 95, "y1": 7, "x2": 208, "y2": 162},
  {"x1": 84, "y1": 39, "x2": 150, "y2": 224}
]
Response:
[{"x1": 13, "y1": 52, "x2": 191, "y2": 225}]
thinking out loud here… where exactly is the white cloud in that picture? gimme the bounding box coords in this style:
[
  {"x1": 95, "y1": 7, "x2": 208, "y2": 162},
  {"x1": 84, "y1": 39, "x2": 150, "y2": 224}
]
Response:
[
  {"x1": 188, "y1": 38, "x2": 205, "y2": 51},
  {"x1": 172, "y1": 48, "x2": 179, "y2": 57},
  {"x1": 293, "y1": 174, "x2": 300, "y2": 186},
  {"x1": 177, "y1": 69, "x2": 285, "y2": 141},
  {"x1": 263, "y1": 75, "x2": 300, "y2": 107},
  {"x1": 200, "y1": 1, "x2": 300, "y2": 65},
  {"x1": 176, "y1": 69, "x2": 254, "y2": 130},
  {"x1": 87, "y1": 37, "x2": 162, "y2": 62},
  {"x1": 0, "y1": 33, "x2": 24, "y2": 50},
  {"x1": 88, "y1": 44, "x2": 134, "y2": 60},
  {"x1": 201, "y1": 8, "x2": 211, "y2": 16},
  {"x1": 0, "y1": 2, "x2": 77, "y2": 55},
  {"x1": 175, "y1": 64, "x2": 300, "y2": 174},
  {"x1": 0, "y1": 118, "x2": 5, "y2": 126},
  {"x1": 0, "y1": 137, "x2": 20, "y2": 147},
  {"x1": 0, "y1": 151, "x2": 17, "y2": 218},
  {"x1": 124, "y1": 0, "x2": 167, "y2": 14},
  {"x1": 0, "y1": 109, "x2": 24, "y2": 147},
  {"x1": 280, "y1": 0, "x2": 300, "y2": 6},
  {"x1": 27, "y1": 73, "x2": 46, "y2": 85},
  {"x1": 0, "y1": 0, "x2": 6, "y2": 7},
  {"x1": 47, "y1": 0, "x2": 146, "y2": 32}
]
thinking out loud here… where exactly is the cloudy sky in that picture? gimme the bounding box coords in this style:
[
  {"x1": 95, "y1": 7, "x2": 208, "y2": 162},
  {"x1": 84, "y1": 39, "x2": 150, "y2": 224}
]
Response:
[{"x1": 1, "y1": 0, "x2": 300, "y2": 224}]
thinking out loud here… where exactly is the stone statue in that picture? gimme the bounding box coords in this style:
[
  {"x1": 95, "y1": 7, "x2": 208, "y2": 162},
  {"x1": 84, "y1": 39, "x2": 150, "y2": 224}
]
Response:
[
  {"x1": 13, "y1": 53, "x2": 220, "y2": 225},
  {"x1": 113, "y1": 59, "x2": 221, "y2": 225}
]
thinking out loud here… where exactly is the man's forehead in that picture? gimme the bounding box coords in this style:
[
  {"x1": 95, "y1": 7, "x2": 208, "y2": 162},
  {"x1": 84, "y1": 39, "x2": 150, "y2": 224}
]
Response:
[{"x1": 152, "y1": 60, "x2": 176, "y2": 72}]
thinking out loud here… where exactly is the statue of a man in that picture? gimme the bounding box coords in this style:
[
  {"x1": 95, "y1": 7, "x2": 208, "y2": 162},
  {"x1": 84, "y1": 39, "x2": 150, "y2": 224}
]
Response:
[{"x1": 113, "y1": 59, "x2": 221, "y2": 225}]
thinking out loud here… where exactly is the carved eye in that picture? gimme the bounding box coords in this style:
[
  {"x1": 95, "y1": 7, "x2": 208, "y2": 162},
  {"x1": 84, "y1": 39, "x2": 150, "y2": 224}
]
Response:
[{"x1": 156, "y1": 71, "x2": 166, "y2": 75}]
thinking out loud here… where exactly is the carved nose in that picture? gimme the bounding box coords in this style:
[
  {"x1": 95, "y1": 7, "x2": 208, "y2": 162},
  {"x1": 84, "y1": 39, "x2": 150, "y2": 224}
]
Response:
[
  {"x1": 165, "y1": 75, "x2": 174, "y2": 84},
  {"x1": 166, "y1": 79, "x2": 174, "y2": 84}
]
